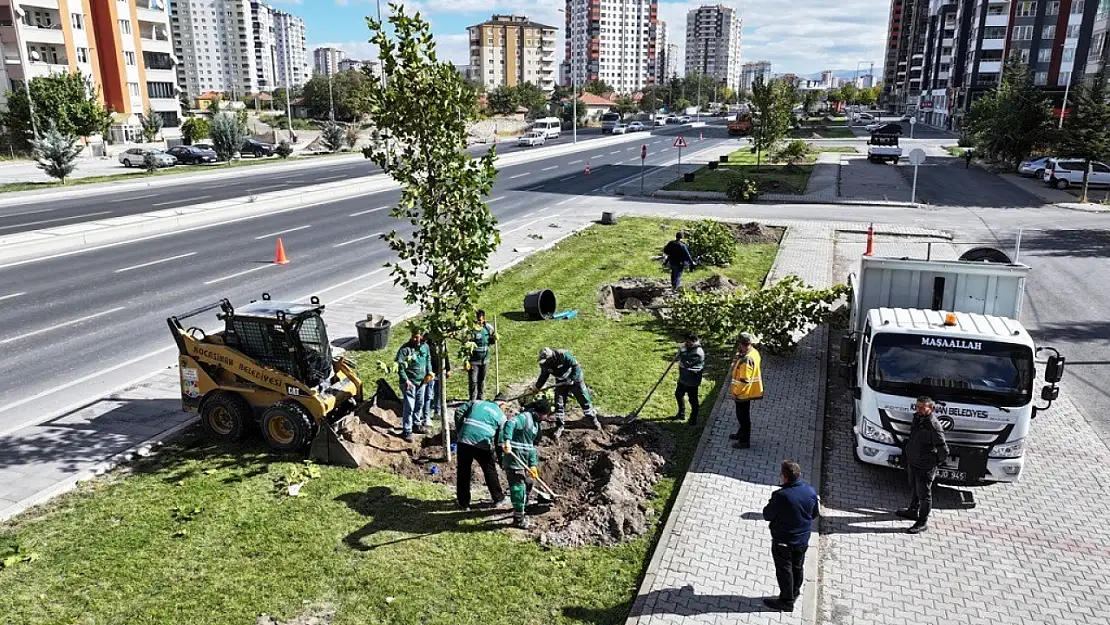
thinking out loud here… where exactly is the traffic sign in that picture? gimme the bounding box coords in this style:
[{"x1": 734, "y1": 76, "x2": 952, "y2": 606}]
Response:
[
  {"x1": 908, "y1": 116, "x2": 917, "y2": 125},
  {"x1": 908, "y1": 148, "x2": 926, "y2": 165},
  {"x1": 673, "y1": 136, "x2": 688, "y2": 148},
  {"x1": 641, "y1": 144, "x2": 647, "y2": 160}
]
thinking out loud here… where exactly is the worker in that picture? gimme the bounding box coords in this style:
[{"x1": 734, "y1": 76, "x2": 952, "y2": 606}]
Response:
[
  {"x1": 467, "y1": 309, "x2": 497, "y2": 401},
  {"x1": 395, "y1": 328, "x2": 431, "y2": 442},
  {"x1": 454, "y1": 400, "x2": 507, "y2": 511},
  {"x1": 673, "y1": 333, "x2": 706, "y2": 423},
  {"x1": 662, "y1": 231, "x2": 697, "y2": 290},
  {"x1": 500, "y1": 398, "x2": 555, "y2": 529},
  {"x1": 533, "y1": 347, "x2": 600, "y2": 439},
  {"x1": 729, "y1": 332, "x2": 763, "y2": 449},
  {"x1": 423, "y1": 334, "x2": 451, "y2": 428}
]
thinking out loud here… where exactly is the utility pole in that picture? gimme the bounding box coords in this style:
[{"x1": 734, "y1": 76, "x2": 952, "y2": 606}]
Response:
[{"x1": 328, "y1": 72, "x2": 335, "y2": 121}]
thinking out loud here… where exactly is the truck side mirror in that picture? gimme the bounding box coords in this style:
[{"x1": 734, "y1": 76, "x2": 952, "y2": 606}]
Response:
[
  {"x1": 1041, "y1": 385, "x2": 1059, "y2": 402},
  {"x1": 839, "y1": 335, "x2": 857, "y2": 362},
  {"x1": 1045, "y1": 355, "x2": 1065, "y2": 383},
  {"x1": 853, "y1": 387, "x2": 862, "y2": 400}
]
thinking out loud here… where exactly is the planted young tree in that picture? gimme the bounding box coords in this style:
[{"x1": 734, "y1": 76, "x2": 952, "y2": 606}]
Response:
[
  {"x1": 141, "y1": 106, "x2": 164, "y2": 142},
  {"x1": 964, "y1": 61, "x2": 1053, "y2": 166},
  {"x1": 209, "y1": 112, "x2": 246, "y2": 162},
  {"x1": 1060, "y1": 74, "x2": 1110, "y2": 203},
  {"x1": 364, "y1": 5, "x2": 500, "y2": 460},
  {"x1": 749, "y1": 76, "x2": 791, "y2": 168},
  {"x1": 1, "y1": 72, "x2": 111, "y2": 150},
  {"x1": 180, "y1": 117, "x2": 210, "y2": 145},
  {"x1": 345, "y1": 123, "x2": 361, "y2": 148},
  {"x1": 802, "y1": 90, "x2": 819, "y2": 115},
  {"x1": 275, "y1": 140, "x2": 294, "y2": 159},
  {"x1": 320, "y1": 120, "x2": 345, "y2": 152},
  {"x1": 31, "y1": 123, "x2": 83, "y2": 184}
]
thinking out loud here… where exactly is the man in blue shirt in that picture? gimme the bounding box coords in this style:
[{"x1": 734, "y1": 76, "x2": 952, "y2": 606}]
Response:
[
  {"x1": 662, "y1": 231, "x2": 696, "y2": 290},
  {"x1": 762, "y1": 460, "x2": 819, "y2": 612}
]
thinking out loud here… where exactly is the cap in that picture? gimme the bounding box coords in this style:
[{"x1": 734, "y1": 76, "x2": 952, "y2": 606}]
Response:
[
  {"x1": 531, "y1": 397, "x2": 553, "y2": 415},
  {"x1": 738, "y1": 332, "x2": 756, "y2": 345},
  {"x1": 538, "y1": 347, "x2": 555, "y2": 364}
]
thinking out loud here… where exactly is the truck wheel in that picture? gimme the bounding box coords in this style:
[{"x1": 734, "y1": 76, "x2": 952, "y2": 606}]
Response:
[
  {"x1": 200, "y1": 392, "x2": 252, "y2": 442},
  {"x1": 261, "y1": 400, "x2": 316, "y2": 452}
]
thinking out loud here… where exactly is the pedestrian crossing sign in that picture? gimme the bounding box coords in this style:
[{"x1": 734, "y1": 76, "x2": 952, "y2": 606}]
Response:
[{"x1": 673, "y1": 136, "x2": 688, "y2": 148}]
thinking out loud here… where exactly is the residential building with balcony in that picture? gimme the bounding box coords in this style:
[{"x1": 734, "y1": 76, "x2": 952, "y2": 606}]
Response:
[
  {"x1": 562, "y1": 0, "x2": 659, "y2": 95},
  {"x1": 740, "y1": 60, "x2": 771, "y2": 92},
  {"x1": 313, "y1": 45, "x2": 344, "y2": 76},
  {"x1": 250, "y1": 0, "x2": 276, "y2": 92},
  {"x1": 684, "y1": 4, "x2": 742, "y2": 92},
  {"x1": 0, "y1": 0, "x2": 184, "y2": 140},
  {"x1": 272, "y1": 7, "x2": 306, "y2": 88},
  {"x1": 170, "y1": 0, "x2": 258, "y2": 99},
  {"x1": 882, "y1": 0, "x2": 930, "y2": 112},
  {"x1": 467, "y1": 14, "x2": 557, "y2": 93}
]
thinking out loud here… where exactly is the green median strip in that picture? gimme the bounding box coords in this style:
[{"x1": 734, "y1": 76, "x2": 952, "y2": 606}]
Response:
[{"x1": 663, "y1": 148, "x2": 814, "y2": 195}]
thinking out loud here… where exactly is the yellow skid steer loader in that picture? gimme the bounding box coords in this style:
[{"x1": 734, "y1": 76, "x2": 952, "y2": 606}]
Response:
[{"x1": 168, "y1": 293, "x2": 365, "y2": 464}]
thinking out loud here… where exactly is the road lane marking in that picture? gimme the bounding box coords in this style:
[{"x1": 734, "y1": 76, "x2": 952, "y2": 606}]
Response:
[
  {"x1": 1, "y1": 207, "x2": 56, "y2": 218},
  {"x1": 568, "y1": 159, "x2": 583, "y2": 165},
  {"x1": 203, "y1": 264, "x2": 271, "y2": 285},
  {"x1": 503, "y1": 214, "x2": 560, "y2": 235},
  {"x1": 542, "y1": 165, "x2": 558, "y2": 171},
  {"x1": 253, "y1": 224, "x2": 311, "y2": 240},
  {"x1": 0, "y1": 292, "x2": 25, "y2": 301},
  {"x1": 486, "y1": 195, "x2": 506, "y2": 203},
  {"x1": 319, "y1": 174, "x2": 347, "y2": 182},
  {"x1": 592, "y1": 154, "x2": 605, "y2": 159},
  {"x1": 0, "y1": 211, "x2": 112, "y2": 231},
  {"x1": 204, "y1": 181, "x2": 242, "y2": 188},
  {"x1": 609, "y1": 150, "x2": 622, "y2": 155},
  {"x1": 0, "y1": 306, "x2": 125, "y2": 346},
  {"x1": 114, "y1": 252, "x2": 198, "y2": 273},
  {"x1": 114, "y1": 193, "x2": 160, "y2": 202},
  {"x1": 556, "y1": 197, "x2": 575, "y2": 206},
  {"x1": 509, "y1": 172, "x2": 531, "y2": 179},
  {"x1": 559, "y1": 175, "x2": 576, "y2": 182},
  {"x1": 192, "y1": 195, "x2": 212, "y2": 202},
  {"x1": 150, "y1": 199, "x2": 181, "y2": 207},
  {"x1": 349, "y1": 205, "x2": 389, "y2": 216},
  {"x1": 333, "y1": 231, "x2": 384, "y2": 248}
]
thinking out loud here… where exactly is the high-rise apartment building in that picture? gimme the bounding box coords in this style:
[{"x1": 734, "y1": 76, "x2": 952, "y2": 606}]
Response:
[
  {"x1": 273, "y1": 8, "x2": 307, "y2": 88},
  {"x1": 1088, "y1": 0, "x2": 1110, "y2": 80},
  {"x1": 250, "y1": 0, "x2": 276, "y2": 92},
  {"x1": 684, "y1": 4, "x2": 742, "y2": 91},
  {"x1": 656, "y1": 20, "x2": 670, "y2": 82},
  {"x1": 562, "y1": 0, "x2": 659, "y2": 94},
  {"x1": 467, "y1": 14, "x2": 557, "y2": 93},
  {"x1": 740, "y1": 60, "x2": 771, "y2": 92},
  {"x1": 882, "y1": 0, "x2": 928, "y2": 111},
  {"x1": 313, "y1": 46, "x2": 346, "y2": 76},
  {"x1": 0, "y1": 0, "x2": 184, "y2": 138}
]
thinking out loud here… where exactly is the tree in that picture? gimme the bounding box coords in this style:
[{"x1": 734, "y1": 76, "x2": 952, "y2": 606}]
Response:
[
  {"x1": 551, "y1": 83, "x2": 572, "y2": 102},
  {"x1": 802, "y1": 90, "x2": 819, "y2": 115},
  {"x1": 964, "y1": 61, "x2": 1053, "y2": 166},
  {"x1": 276, "y1": 140, "x2": 294, "y2": 159},
  {"x1": 141, "y1": 106, "x2": 164, "y2": 142},
  {"x1": 614, "y1": 95, "x2": 637, "y2": 117},
  {"x1": 1060, "y1": 73, "x2": 1110, "y2": 202},
  {"x1": 209, "y1": 112, "x2": 246, "y2": 162},
  {"x1": 515, "y1": 82, "x2": 549, "y2": 118},
  {"x1": 1, "y1": 72, "x2": 111, "y2": 150},
  {"x1": 856, "y1": 85, "x2": 878, "y2": 107},
  {"x1": 487, "y1": 85, "x2": 518, "y2": 115},
  {"x1": 302, "y1": 69, "x2": 372, "y2": 121},
  {"x1": 180, "y1": 117, "x2": 210, "y2": 145},
  {"x1": 719, "y1": 87, "x2": 735, "y2": 105},
  {"x1": 346, "y1": 123, "x2": 361, "y2": 148},
  {"x1": 320, "y1": 120, "x2": 345, "y2": 152},
  {"x1": 583, "y1": 79, "x2": 612, "y2": 96},
  {"x1": 749, "y1": 77, "x2": 791, "y2": 168},
  {"x1": 840, "y1": 83, "x2": 859, "y2": 105},
  {"x1": 561, "y1": 97, "x2": 586, "y2": 127},
  {"x1": 31, "y1": 123, "x2": 83, "y2": 184},
  {"x1": 364, "y1": 5, "x2": 499, "y2": 460}
]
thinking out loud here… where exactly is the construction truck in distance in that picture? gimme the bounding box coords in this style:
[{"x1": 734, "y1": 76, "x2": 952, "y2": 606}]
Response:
[
  {"x1": 840, "y1": 253, "x2": 1065, "y2": 484},
  {"x1": 727, "y1": 112, "x2": 753, "y2": 136},
  {"x1": 168, "y1": 294, "x2": 364, "y2": 454}
]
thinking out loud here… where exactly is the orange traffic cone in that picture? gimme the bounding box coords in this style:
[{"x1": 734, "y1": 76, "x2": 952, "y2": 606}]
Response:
[
  {"x1": 274, "y1": 237, "x2": 290, "y2": 265},
  {"x1": 864, "y1": 223, "x2": 875, "y2": 256},
  {"x1": 584, "y1": 162, "x2": 591, "y2": 175}
]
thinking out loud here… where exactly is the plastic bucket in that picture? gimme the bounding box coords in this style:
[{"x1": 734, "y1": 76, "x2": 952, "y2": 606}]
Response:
[
  {"x1": 523, "y1": 289, "x2": 557, "y2": 320},
  {"x1": 355, "y1": 315, "x2": 392, "y2": 351}
]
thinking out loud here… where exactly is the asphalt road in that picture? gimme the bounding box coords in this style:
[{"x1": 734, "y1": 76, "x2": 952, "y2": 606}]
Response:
[{"x1": 0, "y1": 128, "x2": 729, "y2": 433}]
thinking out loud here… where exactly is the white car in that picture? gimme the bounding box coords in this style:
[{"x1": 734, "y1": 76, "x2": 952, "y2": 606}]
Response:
[
  {"x1": 678, "y1": 115, "x2": 692, "y2": 124},
  {"x1": 118, "y1": 148, "x2": 177, "y2": 168},
  {"x1": 611, "y1": 124, "x2": 629, "y2": 134},
  {"x1": 626, "y1": 121, "x2": 645, "y2": 132},
  {"x1": 1042, "y1": 158, "x2": 1110, "y2": 189},
  {"x1": 517, "y1": 131, "x2": 547, "y2": 147},
  {"x1": 865, "y1": 121, "x2": 886, "y2": 133}
]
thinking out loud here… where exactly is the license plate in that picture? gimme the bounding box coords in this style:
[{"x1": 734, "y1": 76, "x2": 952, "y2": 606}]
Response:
[
  {"x1": 936, "y1": 468, "x2": 966, "y2": 482},
  {"x1": 941, "y1": 455, "x2": 960, "y2": 470}
]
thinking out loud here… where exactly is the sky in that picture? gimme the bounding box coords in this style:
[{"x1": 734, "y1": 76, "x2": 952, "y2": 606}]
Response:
[{"x1": 272, "y1": 0, "x2": 888, "y2": 79}]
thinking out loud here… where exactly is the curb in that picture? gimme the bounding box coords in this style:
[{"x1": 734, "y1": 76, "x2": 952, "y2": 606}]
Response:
[{"x1": 650, "y1": 188, "x2": 918, "y2": 208}]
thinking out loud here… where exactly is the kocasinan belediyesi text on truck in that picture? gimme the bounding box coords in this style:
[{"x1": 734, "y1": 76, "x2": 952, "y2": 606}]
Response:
[{"x1": 839, "y1": 254, "x2": 1066, "y2": 484}]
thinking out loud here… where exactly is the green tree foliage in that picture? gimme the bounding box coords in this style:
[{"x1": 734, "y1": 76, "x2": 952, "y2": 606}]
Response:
[
  {"x1": 749, "y1": 77, "x2": 792, "y2": 168},
  {"x1": 719, "y1": 87, "x2": 735, "y2": 105},
  {"x1": 802, "y1": 90, "x2": 819, "y2": 114},
  {"x1": 486, "y1": 85, "x2": 518, "y2": 115},
  {"x1": 30, "y1": 123, "x2": 83, "y2": 184},
  {"x1": 857, "y1": 85, "x2": 878, "y2": 106},
  {"x1": 561, "y1": 97, "x2": 587, "y2": 127},
  {"x1": 551, "y1": 83, "x2": 572, "y2": 102},
  {"x1": 726, "y1": 176, "x2": 760, "y2": 202},
  {"x1": 514, "y1": 82, "x2": 549, "y2": 118},
  {"x1": 614, "y1": 95, "x2": 637, "y2": 116},
  {"x1": 1060, "y1": 74, "x2": 1110, "y2": 202},
  {"x1": 964, "y1": 61, "x2": 1053, "y2": 166},
  {"x1": 1, "y1": 72, "x2": 111, "y2": 150},
  {"x1": 141, "y1": 107, "x2": 164, "y2": 142},
  {"x1": 684, "y1": 220, "x2": 736, "y2": 266},
  {"x1": 364, "y1": 4, "x2": 500, "y2": 457},
  {"x1": 320, "y1": 120, "x2": 345, "y2": 152},
  {"x1": 142, "y1": 150, "x2": 159, "y2": 173},
  {"x1": 276, "y1": 140, "x2": 294, "y2": 159},
  {"x1": 639, "y1": 87, "x2": 658, "y2": 114},
  {"x1": 209, "y1": 112, "x2": 246, "y2": 162},
  {"x1": 583, "y1": 79, "x2": 612, "y2": 96},
  {"x1": 839, "y1": 83, "x2": 859, "y2": 105},
  {"x1": 345, "y1": 123, "x2": 361, "y2": 148},
  {"x1": 776, "y1": 139, "x2": 809, "y2": 165},
  {"x1": 180, "y1": 117, "x2": 210, "y2": 145},
  {"x1": 302, "y1": 69, "x2": 372, "y2": 121}
]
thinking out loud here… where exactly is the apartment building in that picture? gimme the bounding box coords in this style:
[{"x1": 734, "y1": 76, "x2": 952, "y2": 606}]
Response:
[
  {"x1": 740, "y1": 60, "x2": 771, "y2": 91},
  {"x1": 562, "y1": 0, "x2": 659, "y2": 94},
  {"x1": 1087, "y1": 0, "x2": 1110, "y2": 78},
  {"x1": 882, "y1": 0, "x2": 929, "y2": 111},
  {"x1": 684, "y1": 4, "x2": 742, "y2": 91},
  {"x1": 0, "y1": 0, "x2": 184, "y2": 139},
  {"x1": 656, "y1": 19, "x2": 670, "y2": 81},
  {"x1": 467, "y1": 14, "x2": 557, "y2": 93},
  {"x1": 313, "y1": 46, "x2": 344, "y2": 76},
  {"x1": 250, "y1": 0, "x2": 275, "y2": 91},
  {"x1": 272, "y1": 8, "x2": 306, "y2": 88}
]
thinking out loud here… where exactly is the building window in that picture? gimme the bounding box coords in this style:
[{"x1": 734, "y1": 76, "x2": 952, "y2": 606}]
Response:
[
  {"x1": 125, "y1": 51, "x2": 136, "y2": 65},
  {"x1": 76, "y1": 47, "x2": 89, "y2": 63},
  {"x1": 71, "y1": 13, "x2": 84, "y2": 30},
  {"x1": 128, "y1": 82, "x2": 140, "y2": 96},
  {"x1": 1062, "y1": 46, "x2": 1075, "y2": 61},
  {"x1": 1007, "y1": 26, "x2": 1030, "y2": 40},
  {"x1": 1012, "y1": 48, "x2": 1030, "y2": 63},
  {"x1": 120, "y1": 19, "x2": 131, "y2": 35},
  {"x1": 1066, "y1": 24, "x2": 1080, "y2": 38},
  {"x1": 1041, "y1": 25, "x2": 1056, "y2": 38},
  {"x1": 1017, "y1": 1, "x2": 1037, "y2": 16},
  {"x1": 1058, "y1": 71, "x2": 1071, "y2": 85},
  {"x1": 147, "y1": 81, "x2": 176, "y2": 99},
  {"x1": 1071, "y1": 0, "x2": 1085, "y2": 12},
  {"x1": 1047, "y1": 0, "x2": 1060, "y2": 13},
  {"x1": 1034, "y1": 71, "x2": 1048, "y2": 85},
  {"x1": 1037, "y1": 47, "x2": 1052, "y2": 62}
]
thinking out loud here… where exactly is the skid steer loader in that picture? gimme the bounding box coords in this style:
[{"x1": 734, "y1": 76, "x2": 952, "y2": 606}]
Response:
[{"x1": 168, "y1": 293, "x2": 365, "y2": 463}]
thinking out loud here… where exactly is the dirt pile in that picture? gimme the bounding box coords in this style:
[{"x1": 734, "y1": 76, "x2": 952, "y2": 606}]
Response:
[
  {"x1": 598, "y1": 274, "x2": 742, "y2": 316},
  {"x1": 724, "y1": 221, "x2": 784, "y2": 245}
]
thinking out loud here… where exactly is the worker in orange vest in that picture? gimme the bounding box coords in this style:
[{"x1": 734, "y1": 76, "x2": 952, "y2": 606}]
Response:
[{"x1": 729, "y1": 332, "x2": 763, "y2": 449}]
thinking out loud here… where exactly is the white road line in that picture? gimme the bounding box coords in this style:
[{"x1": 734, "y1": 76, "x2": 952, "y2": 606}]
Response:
[
  {"x1": 333, "y1": 231, "x2": 384, "y2": 248},
  {"x1": 253, "y1": 224, "x2": 311, "y2": 240},
  {"x1": 150, "y1": 199, "x2": 180, "y2": 207},
  {"x1": 0, "y1": 211, "x2": 112, "y2": 231},
  {"x1": 559, "y1": 175, "x2": 576, "y2": 182},
  {"x1": 192, "y1": 195, "x2": 212, "y2": 202},
  {"x1": 592, "y1": 154, "x2": 606, "y2": 159},
  {"x1": 319, "y1": 174, "x2": 346, "y2": 182},
  {"x1": 0, "y1": 292, "x2": 25, "y2": 302},
  {"x1": 486, "y1": 195, "x2": 506, "y2": 203},
  {"x1": 0, "y1": 306, "x2": 125, "y2": 346},
  {"x1": 116, "y1": 192, "x2": 160, "y2": 202},
  {"x1": 0, "y1": 207, "x2": 55, "y2": 218},
  {"x1": 349, "y1": 205, "x2": 390, "y2": 217},
  {"x1": 509, "y1": 172, "x2": 531, "y2": 179},
  {"x1": 204, "y1": 181, "x2": 243, "y2": 188},
  {"x1": 542, "y1": 165, "x2": 559, "y2": 171},
  {"x1": 503, "y1": 214, "x2": 560, "y2": 235},
  {"x1": 556, "y1": 197, "x2": 575, "y2": 206},
  {"x1": 609, "y1": 150, "x2": 622, "y2": 155},
  {"x1": 203, "y1": 264, "x2": 271, "y2": 285},
  {"x1": 113, "y1": 252, "x2": 198, "y2": 273},
  {"x1": 568, "y1": 159, "x2": 583, "y2": 165}
]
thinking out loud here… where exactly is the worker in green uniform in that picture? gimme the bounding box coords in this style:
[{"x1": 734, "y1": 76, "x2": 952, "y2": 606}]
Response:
[
  {"x1": 500, "y1": 398, "x2": 555, "y2": 529},
  {"x1": 532, "y1": 347, "x2": 600, "y2": 439},
  {"x1": 395, "y1": 329, "x2": 431, "y2": 441},
  {"x1": 467, "y1": 310, "x2": 497, "y2": 401},
  {"x1": 454, "y1": 400, "x2": 507, "y2": 510}
]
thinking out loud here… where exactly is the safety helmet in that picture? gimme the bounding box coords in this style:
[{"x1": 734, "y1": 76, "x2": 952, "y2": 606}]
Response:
[{"x1": 538, "y1": 347, "x2": 555, "y2": 364}]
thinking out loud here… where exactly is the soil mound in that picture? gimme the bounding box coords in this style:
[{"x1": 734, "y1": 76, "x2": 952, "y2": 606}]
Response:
[
  {"x1": 724, "y1": 221, "x2": 783, "y2": 245},
  {"x1": 598, "y1": 274, "x2": 741, "y2": 316}
]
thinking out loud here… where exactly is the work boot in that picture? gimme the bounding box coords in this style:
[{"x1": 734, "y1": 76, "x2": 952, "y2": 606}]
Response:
[
  {"x1": 413, "y1": 424, "x2": 426, "y2": 435},
  {"x1": 729, "y1": 431, "x2": 741, "y2": 440},
  {"x1": 553, "y1": 424, "x2": 565, "y2": 440},
  {"x1": 762, "y1": 598, "x2": 794, "y2": 612},
  {"x1": 513, "y1": 516, "x2": 533, "y2": 529},
  {"x1": 895, "y1": 508, "x2": 919, "y2": 521},
  {"x1": 670, "y1": 413, "x2": 685, "y2": 421},
  {"x1": 402, "y1": 431, "x2": 414, "y2": 443},
  {"x1": 907, "y1": 521, "x2": 929, "y2": 534},
  {"x1": 733, "y1": 441, "x2": 750, "y2": 449},
  {"x1": 590, "y1": 415, "x2": 602, "y2": 430},
  {"x1": 688, "y1": 413, "x2": 698, "y2": 425}
]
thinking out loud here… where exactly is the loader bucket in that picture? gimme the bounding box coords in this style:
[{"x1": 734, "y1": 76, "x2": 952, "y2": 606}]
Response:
[{"x1": 309, "y1": 416, "x2": 363, "y2": 468}]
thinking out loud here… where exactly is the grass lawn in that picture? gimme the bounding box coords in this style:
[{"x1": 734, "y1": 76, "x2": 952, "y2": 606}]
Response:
[
  {"x1": 663, "y1": 147, "x2": 813, "y2": 195},
  {"x1": 0, "y1": 217, "x2": 778, "y2": 625},
  {"x1": 944, "y1": 146, "x2": 967, "y2": 157},
  {"x1": 816, "y1": 146, "x2": 858, "y2": 154}
]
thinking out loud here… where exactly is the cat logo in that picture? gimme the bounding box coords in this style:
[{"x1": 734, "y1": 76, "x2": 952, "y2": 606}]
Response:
[{"x1": 286, "y1": 385, "x2": 301, "y2": 396}]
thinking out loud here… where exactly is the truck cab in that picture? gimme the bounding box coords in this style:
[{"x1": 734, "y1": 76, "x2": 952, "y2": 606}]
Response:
[
  {"x1": 601, "y1": 112, "x2": 622, "y2": 133},
  {"x1": 867, "y1": 133, "x2": 902, "y2": 163}
]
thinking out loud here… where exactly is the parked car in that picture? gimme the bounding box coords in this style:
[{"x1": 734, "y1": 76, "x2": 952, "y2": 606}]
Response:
[
  {"x1": 611, "y1": 123, "x2": 629, "y2": 134},
  {"x1": 665, "y1": 115, "x2": 679, "y2": 124},
  {"x1": 867, "y1": 133, "x2": 902, "y2": 164},
  {"x1": 853, "y1": 112, "x2": 876, "y2": 124},
  {"x1": 678, "y1": 115, "x2": 692, "y2": 124},
  {"x1": 118, "y1": 148, "x2": 177, "y2": 168},
  {"x1": 1042, "y1": 158, "x2": 1110, "y2": 189},
  {"x1": 193, "y1": 143, "x2": 214, "y2": 151},
  {"x1": 868, "y1": 122, "x2": 903, "y2": 135},
  {"x1": 626, "y1": 121, "x2": 645, "y2": 132},
  {"x1": 517, "y1": 131, "x2": 547, "y2": 147},
  {"x1": 167, "y1": 145, "x2": 218, "y2": 165},
  {"x1": 653, "y1": 113, "x2": 668, "y2": 126},
  {"x1": 241, "y1": 138, "x2": 275, "y2": 157},
  {"x1": 1018, "y1": 156, "x2": 1054, "y2": 178}
]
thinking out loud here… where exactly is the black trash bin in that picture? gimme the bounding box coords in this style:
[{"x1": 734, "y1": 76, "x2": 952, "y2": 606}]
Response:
[
  {"x1": 720, "y1": 155, "x2": 729, "y2": 163},
  {"x1": 355, "y1": 314, "x2": 392, "y2": 351},
  {"x1": 708, "y1": 161, "x2": 719, "y2": 170},
  {"x1": 523, "y1": 289, "x2": 557, "y2": 320},
  {"x1": 684, "y1": 172, "x2": 696, "y2": 182}
]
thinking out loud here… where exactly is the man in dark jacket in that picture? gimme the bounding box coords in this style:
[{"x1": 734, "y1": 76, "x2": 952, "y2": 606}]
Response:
[
  {"x1": 454, "y1": 400, "x2": 506, "y2": 510},
  {"x1": 533, "y1": 347, "x2": 599, "y2": 439},
  {"x1": 896, "y1": 396, "x2": 950, "y2": 534},
  {"x1": 673, "y1": 333, "x2": 705, "y2": 423},
  {"x1": 662, "y1": 231, "x2": 696, "y2": 290},
  {"x1": 762, "y1": 460, "x2": 819, "y2": 612},
  {"x1": 467, "y1": 310, "x2": 497, "y2": 401}
]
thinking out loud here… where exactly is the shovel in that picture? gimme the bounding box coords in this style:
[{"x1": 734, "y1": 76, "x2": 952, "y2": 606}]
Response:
[
  {"x1": 624, "y1": 355, "x2": 679, "y2": 424},
  {"x1": 505, "y1": 448, "x2": 560, "y2": 499},
  {"x1": 495, "y1": 385, "x2": 553, "y2": 404}
]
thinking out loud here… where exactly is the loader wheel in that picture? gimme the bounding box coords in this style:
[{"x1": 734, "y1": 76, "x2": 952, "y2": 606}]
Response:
[
  {"x1": 200, "y1": 392, "x2": 252, "y2": 442},
  {"x1": 261, "y1": 401, "x2": 315, "y2": 452}
]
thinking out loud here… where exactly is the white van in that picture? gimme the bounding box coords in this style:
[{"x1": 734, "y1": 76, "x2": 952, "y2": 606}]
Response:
[{"x1": 531, "y1": 117, "x2": 562, "y2": 139}]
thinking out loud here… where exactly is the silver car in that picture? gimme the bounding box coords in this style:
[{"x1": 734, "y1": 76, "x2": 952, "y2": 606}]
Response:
[
  {"x1": 1017, "y1": 156, "x2": 1053, "y2": 178},
  {"x1": 118, "y1": 148, "x2": 177, "y2": 168},
  {"x1": 517, "y1": 131, "x2": 547, "y2": 147}
]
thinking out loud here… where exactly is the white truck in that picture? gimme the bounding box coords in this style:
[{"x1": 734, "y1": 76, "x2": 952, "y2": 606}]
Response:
[
  {"x1": 840, "y1": 254, "x2": 1065, "y2": 484},
  {"x1": 867, "y1": 133, "x2": 902, "y2": 164}
]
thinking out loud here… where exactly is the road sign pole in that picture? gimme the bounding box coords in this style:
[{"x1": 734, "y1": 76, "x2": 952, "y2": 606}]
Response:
[
  {"x1": 911, "y1": 163, "x2": 919, "y2": 205},
  {"x1": 679, "y1": 146, "x2": 682, "y2": 167},
  {"x1": 640, "y1": 144, "x2": 647, "y2": 194}
]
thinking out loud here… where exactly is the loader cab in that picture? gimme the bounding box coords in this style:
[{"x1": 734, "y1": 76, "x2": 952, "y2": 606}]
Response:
[{"x1": 219, "y1": 294, "x2": 334, "y2": 388}]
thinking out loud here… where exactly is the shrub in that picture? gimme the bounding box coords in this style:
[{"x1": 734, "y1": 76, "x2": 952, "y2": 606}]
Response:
[
  {"x1": 726, "y1": 176, "x2": 760, "y2": 202},
  {"x1": 180, "y1": 117, "x2": 210, "y2": 145},
  {"x1": 31, "y1": 124, "x2": 83, "y2": 183},
  {"x1": 320, "y1": 121, "x2": 345, "y2": 153},
  {"x1": 684, "y1": 219, "x2": 736, "y2": 267},
  {"x1": 345, "y1": 124, "x2": 360, "y2": 148},
  {"x1": 142, "y1": 150, "x2": 158, "y2": 173},
  {"x1": 665, "y1": 276, "x2": 849, "y2": 353},
  {"x1": 275, "y1": 140, "x2": 293, "y2": 159},
  {"x1": 776, "y1": 139, "x2": 809, "y2": 165},
  {"x1": 210, "y1": 112, "x2": 246, "y2": 162},
  {"x1": 957, "y1": 134, "x2": 973, "y2": 148}
]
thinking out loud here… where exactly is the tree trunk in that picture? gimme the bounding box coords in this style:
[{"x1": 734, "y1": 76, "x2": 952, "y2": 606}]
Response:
[
  {"x1": 1081, "y1": 159, "x2": 1091, "y2": 203},
  {"x1": 438, "y1": 339, "x2": 451, "y2": 462}
]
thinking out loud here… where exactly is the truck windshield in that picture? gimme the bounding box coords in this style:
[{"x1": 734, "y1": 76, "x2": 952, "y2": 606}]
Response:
[
  {"x1": 866, "y1": 333, "x2": 1034, "y2": 406},
  {"x1": 602, "y1": 113, "x2": 620, "y2": 122}
]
